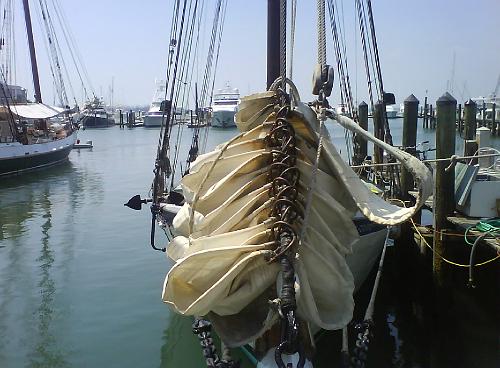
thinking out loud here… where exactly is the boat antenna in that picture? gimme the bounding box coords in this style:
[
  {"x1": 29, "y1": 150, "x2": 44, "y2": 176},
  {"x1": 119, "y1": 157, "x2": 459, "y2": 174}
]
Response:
[{"x1": 22, "y1": 0, "x2": 42, "y2": 103}]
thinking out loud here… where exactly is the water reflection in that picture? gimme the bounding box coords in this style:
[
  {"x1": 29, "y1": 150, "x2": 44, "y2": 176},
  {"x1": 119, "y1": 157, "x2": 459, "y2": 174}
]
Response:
[
  {"x1": 0, "y1": 159, "x2": 103, "y2": 367},
  {"x1": 159, "y1": 312, "x2": 205, "y2": 367},
  {"x1": 28, "y1": 189, "x2": 68, "y2": 367}
]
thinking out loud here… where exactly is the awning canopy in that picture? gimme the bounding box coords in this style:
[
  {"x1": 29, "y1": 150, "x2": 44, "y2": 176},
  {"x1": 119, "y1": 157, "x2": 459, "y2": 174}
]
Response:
[{"x1": 1, "y1": 103, "x2": 67, "y2": 119}]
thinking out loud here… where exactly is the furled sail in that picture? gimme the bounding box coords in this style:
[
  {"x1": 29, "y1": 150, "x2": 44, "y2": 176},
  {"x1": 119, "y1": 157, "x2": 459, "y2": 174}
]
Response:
[{"x1": 161, "y1": 89, "x2": 432, "y2": 346}]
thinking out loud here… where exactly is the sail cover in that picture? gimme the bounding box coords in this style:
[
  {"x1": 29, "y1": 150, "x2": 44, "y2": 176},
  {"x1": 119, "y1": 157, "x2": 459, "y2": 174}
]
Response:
[
  {"x1": 1, "y1": 103, "x2": 66, "y2": 119},
  {"x1": 161, "y1": 90, "x2": 432, "y2": 346}
]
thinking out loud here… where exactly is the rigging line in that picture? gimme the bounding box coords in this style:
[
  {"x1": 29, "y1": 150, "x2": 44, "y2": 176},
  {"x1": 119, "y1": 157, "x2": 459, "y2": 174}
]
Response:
[
  {"x1": 155, "y1": 0, "x2": 180, "y2": 156},
  {"x1": 37, "y1": 0, "x2": 67, "y2": 106},
  {"x1": 0, "y1": 68, "x2": 20, "y2": 137},
  {"x1": 317, "y1": 0, "x2": 326, "y2": 66},
  {"x1": 201, "y1": 0, "x2": 227, "y2": 154},
  {"x1": 206, "y1": 0, "x2": 227, "y2": 106},
  {"x1": 170, "y1": 0, "x2": 200, "y2": 186},
  {"x1": 288, "y1": 0, "x2": 297, "y2": 81},
  {"x1": 157, "y1": 0, "x2": 189, "y2": 181},
  {"x1": 355, "y1": 0, "x2": 374, "y2": 110},
  {"x1": 32, "y1": 3, "x2": 59, "y2": 103},
  {"x1": 279, "y1": 0, "x2": 286, "y2": 84},
  {"x1": 157, "y1": 0, "x2": 184, "y2": 150},
  {"x1": 360, "y1": 0, "x2": 380, "y2": 100},
  {"x1": 199, "y1": 0, "x2": 222, "y2": 107},
  {"x1": 52, "y1": 0, "x2": 94, "y2": 96},
  {"x1": 203, "y1": 0, "x2": 227, "y2": 154},
  {"x1": 44, "y1": 0, "x2": 76, "y2": 105},
  {"x1": 51, "y1": 0, "x2": 90, "y2": 102},
  {"x1": 366, "y1": 0, "x2": 384, "y2": 96},
  {"x1": 327, "y1": 0, "x2": 352, "y2": 114},
  {"x1": 182, "y1": 1, "x2": 205, "y2": 173}
]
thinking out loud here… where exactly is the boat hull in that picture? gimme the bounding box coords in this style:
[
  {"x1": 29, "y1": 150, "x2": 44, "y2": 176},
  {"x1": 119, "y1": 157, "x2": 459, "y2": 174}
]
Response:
[
  {"x1": 211, "y1": 110, "x2": 236, "y2": 128},
  {"x1": 0, "y1": 133, "x2": 77, "y2": 176},
  {"x1": 143, "y1": 114, "x2": 165, "y2": 127},
  {"x1": 81, "y1": 115, "x2": 114, "y2": 128}
]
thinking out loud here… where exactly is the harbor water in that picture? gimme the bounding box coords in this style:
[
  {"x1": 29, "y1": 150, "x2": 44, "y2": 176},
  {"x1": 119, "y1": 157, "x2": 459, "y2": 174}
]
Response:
[{"x1": 0, "y1": 120, "x2": 498, "y2": 367}]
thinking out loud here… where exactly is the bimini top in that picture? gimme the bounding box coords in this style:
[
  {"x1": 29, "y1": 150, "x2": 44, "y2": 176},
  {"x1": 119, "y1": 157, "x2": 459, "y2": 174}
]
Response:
[{"x1": 1, "y1": 103, "x2": 66, "y2": 119}]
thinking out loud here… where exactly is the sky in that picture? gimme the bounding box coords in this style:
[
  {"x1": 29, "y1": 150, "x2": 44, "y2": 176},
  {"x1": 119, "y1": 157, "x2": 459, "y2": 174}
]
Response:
[{"x1": 12, "y1": 0, "x2": 500, "y2": 107}]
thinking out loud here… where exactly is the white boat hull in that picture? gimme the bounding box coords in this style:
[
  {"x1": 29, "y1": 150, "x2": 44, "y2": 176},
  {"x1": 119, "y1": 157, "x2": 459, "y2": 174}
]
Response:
[
  {"x1": 211, "y1": 110, "x2": 236, "y2": 128},
  {"x1": 143, "y1": 114, "x2": 166, "y2": 127}
]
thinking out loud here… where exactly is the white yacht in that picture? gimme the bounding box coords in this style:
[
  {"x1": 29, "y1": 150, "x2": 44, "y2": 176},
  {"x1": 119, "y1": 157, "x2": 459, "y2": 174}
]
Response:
[
  {"x1": 472, "y1": 95, "x2": 500, "y2": 122},
  {"x1": 385, "y1": 104, "x2": 399, "y2": 119},
  {"x1": 144, "y1": 80, "x2": 168, "y2": 127},
  {"x1": 210, "y1": 85, "x2": 239, "y2": 128}
]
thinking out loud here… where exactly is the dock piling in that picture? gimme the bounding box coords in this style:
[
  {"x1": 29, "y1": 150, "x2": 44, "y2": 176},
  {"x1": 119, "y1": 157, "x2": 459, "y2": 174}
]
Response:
[
  {"x1": 401, "y1": 94, "x2": 419, "y2": 201},
  {"x1": 354, "y1": 101, "x2": 368, "y2": 165},
  {"x1": 492, "y1": 103, "x2": 496, "y2": 135},
  {"x1": 372, "y1": 100, "x2": 384, "y2": 165},
  {"x1": 463, "y1": 99, "x2": 477, "y2": 158},
  {"x1": 433, "y1": 92, "x2": 457, "y2": 287},
  {"x1": 423, "y1": 96, "x2": 428, "y2": 128}
]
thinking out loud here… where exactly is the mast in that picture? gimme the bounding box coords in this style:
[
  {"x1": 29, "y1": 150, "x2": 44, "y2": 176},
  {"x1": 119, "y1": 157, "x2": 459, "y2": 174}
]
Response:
[
  {"x1": 22, "y1": 0, "x2": 42, "y2": 103},
  {"x1": 266, "y1": 0, "x2": 280, "y2": 89}
]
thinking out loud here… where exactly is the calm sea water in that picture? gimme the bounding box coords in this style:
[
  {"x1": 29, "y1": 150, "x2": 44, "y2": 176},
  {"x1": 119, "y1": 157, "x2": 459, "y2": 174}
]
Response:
[{"x1": 0, "y1": 120, "x2": 498, "y2": 367}]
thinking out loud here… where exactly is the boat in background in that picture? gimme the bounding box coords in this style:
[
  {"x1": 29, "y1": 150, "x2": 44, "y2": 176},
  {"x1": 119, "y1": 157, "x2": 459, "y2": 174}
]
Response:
[
  {"x1": 0, "y1": 0, "x2": 78, "y2": 177},
  {"x1": 0, "y1": 89, "x2": 77, "y2": 176},
  {"x1": 210, "y1": 84, "x2": 239, "y2": 128},
  {"x1": 80, "y1": 97, "x2": 114, "y2": 128},
  {"x1": 472, "y1": 95, "x2": 500, "y2": 122},
  {"x1": 385, "y1": 104, "x2": 399, "y2": 118},
  {"x1": 144, "y1": 80, "x2": 169, "y2": 127}
]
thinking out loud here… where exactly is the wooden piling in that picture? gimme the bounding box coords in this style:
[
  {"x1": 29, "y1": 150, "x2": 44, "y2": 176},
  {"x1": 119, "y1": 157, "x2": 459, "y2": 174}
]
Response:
[
  {"x1": 401, "y1": 94, "x2": 419, "y2": 200},
  {"x1": 372, "y1": 100, "x2": 384, "y2": 165},
  {"x1": 492, "y1": 103, "x2": 497, "y2": 135},
  {"x1": 433, "y1": 92, "x2": 457, "y2": 287},
  {"x1": 423, "y1": 96, "x2": 428, "y2": 128},
  {"x1": 463, "y1": 99, "x2": 477, "y2": 158},
  {"x1": 482, "y1": 101, "x2": 486, "y2": 127},
  {"x1": 354, "y1": 101, "x2": 368, "y2": 165},
  {"x1": 429, "y1": 104, "x2": 434, "y2": 128}
]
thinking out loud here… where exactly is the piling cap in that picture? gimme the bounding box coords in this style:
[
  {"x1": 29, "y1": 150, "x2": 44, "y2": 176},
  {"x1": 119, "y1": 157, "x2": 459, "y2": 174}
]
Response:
[
  {"x1": 465, "y1": 98, "x2": 476, "y2": 106},
  {"x1": 404, "y1": 94, "x2": 419, "y2": 104},
  {"x1": 436, "y1": 92, "x2": 457, "y2": 105},
  {"x1": 359, "y1": 101, "x2": 368, "y2": 107}
]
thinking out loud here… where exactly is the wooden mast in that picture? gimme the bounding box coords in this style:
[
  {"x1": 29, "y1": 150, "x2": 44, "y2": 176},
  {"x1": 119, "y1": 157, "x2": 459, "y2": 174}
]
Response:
[
  {"x1": 266, "y1": 0, "x2": 280, "y2": 89},
  {"x1": 22, "y1": 0, "x2": 42, "y2": 103}
]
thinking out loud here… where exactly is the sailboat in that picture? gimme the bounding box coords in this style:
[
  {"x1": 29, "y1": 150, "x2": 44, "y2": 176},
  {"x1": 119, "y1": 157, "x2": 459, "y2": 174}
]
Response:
[
  {"x1": 125, "y1": 1, "x2": 432, "y2": 366},
  {"x1": 0, "y1": 0, "x2": 78, "y2": 176}
]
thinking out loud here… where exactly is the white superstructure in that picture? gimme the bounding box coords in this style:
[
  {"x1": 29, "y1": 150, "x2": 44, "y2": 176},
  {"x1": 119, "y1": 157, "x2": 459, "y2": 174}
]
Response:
[
  {"x1": 210, "y1": 85, "x2": 239, "y2": 128},
  {"x1": 144, "y1": 79, "x2": 168, "y2": 127},
  {"x1": 472, "y1": 95, "x2": 500, "y2": 122}
]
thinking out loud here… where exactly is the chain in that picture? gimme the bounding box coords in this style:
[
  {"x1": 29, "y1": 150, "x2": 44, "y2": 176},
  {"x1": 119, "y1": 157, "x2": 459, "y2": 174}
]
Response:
[
  {"x1": 192, "y1": 318, "x2": 240, "y2": 368},
  {"x1": 351, "y1": 320, "x2": 372, "y2": 368},
  {"x1": 265, "y1": 93, "x2": 305, "y2": 368}
]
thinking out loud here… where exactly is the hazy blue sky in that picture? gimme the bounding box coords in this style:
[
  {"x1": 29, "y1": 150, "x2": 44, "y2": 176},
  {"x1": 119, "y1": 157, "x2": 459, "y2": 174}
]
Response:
[{"x1": 14, "y1": 0, "x2": 500, "y2": 107}]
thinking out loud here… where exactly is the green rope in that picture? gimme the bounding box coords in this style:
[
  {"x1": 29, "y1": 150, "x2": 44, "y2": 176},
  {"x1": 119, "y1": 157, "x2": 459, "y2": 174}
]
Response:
[{"x1": 464, "y1": 218, "x2": 500, "y2": 246}]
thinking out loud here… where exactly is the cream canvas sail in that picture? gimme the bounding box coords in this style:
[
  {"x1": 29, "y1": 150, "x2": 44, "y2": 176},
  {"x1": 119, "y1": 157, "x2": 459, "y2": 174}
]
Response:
[{"x1": 161, "y1": 90, "x2": 432, "y2": 346}]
